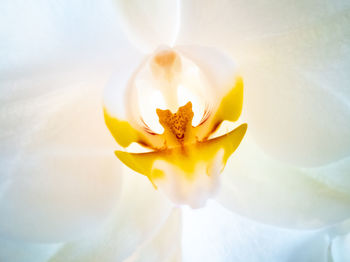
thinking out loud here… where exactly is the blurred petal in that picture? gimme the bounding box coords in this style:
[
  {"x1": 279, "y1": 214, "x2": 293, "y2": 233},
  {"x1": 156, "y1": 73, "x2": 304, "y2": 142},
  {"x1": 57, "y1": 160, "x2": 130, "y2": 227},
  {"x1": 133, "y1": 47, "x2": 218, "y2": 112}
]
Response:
[
  {"x1": 183, "y1": 200, "x2": 330, "y2": 262},
  {"x1": 302, "y1": 157, "x2": 350, "y2": 195},
  {"x1": 0, "y1": 68, "x2": 125, "y2": 242},
  {"x1": 49, "y1": 171, "x2": 173, "y2": 262},
  {"x1": 0, "y1": 0, "x2": 143, "y2": 242},
  {"x1": 239, "y1": 22, "x2": 350, "y2": 166},
  {"x1": 328, "y1": 219, "x2": 350, "y2": 238},
  {"x1": 0, "y1": 0, "x2": 140, "y2": 74},
  {"x1": 115, "y1": 0, "x2": 181, "y2": 53},
  {"x1": 178, "y1": 0, "x2": 350, "y2": 166},
  {"x1": 286, "y1": 234, "x2": 330, "y2": 262},
  {"x1": 178, "y1": 0, "x2": 350, "y2": 47},
  {"x1": 331, "y1": 233, "x2": 350, "y2": 262},
  {"x1": 216, "y1": 133, "x2": 350, "y2": 229},
  {"x1": 166, "y1": 248, "x2": 182, "y2": 262},
  {"x1": 0, "y1": 238, "x2": 61, "y2": 262},
  {"x1": 124, "y1": 208, "x2": 181, "y2": 262}
]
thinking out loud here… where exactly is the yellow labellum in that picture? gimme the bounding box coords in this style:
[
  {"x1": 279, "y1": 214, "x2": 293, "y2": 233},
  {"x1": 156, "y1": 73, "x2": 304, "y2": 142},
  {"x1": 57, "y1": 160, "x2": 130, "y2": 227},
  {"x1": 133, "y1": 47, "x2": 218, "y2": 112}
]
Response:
[{"x1": 116, "y1": 123, "x2": 247, "y2": 187}]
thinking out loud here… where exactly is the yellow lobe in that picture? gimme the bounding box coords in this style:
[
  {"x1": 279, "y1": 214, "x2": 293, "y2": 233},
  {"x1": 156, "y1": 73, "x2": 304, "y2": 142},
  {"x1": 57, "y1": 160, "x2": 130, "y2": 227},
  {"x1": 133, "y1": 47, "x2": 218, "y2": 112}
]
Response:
[
  {"x1": 115, "y1": 123, "x2": 247, "y2": 187},
  {"x1": 104, "y1": 109, "x2": 142, "y2": 148},
  {"x1": 104, "y1": 108, "x2": 166, "y2": 150},
  {"x1": 195, "y1": 76, "x2": 244, "y2": 140},
  {"x1": 214, "y1": 76, "x2": 243, "y2": 123}
]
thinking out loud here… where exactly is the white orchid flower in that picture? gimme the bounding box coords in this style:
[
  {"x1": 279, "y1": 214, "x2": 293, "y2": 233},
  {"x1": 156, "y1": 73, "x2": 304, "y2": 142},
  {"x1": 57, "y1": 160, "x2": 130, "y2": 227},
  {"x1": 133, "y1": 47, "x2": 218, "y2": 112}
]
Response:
[{"x1": 0, "y1": 0, "x2": 349, "y2": 261}]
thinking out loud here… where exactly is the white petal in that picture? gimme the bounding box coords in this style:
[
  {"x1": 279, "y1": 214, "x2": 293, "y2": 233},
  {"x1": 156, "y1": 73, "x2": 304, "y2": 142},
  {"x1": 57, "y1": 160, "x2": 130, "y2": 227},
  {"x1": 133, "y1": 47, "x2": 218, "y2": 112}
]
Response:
[
  {"x1": 239, "y1": 24, "x2": 350, "y2": 166},
  {"x1": 124, "y1": 208, "x2": 182, "y2": 262},
  {"x1": 0, "y1": 238, "x2": 61, "y2": 262},
  {"x1": 178, "y1": 0, "x2": 350, "y2": 166},
  {"x1": 287, "y1": 235, "x2": 331, "y2": 262},
  {"x1": 0, "y1": 0, "x2": 140, "y2": 73},
  {"x1": 165, "y1": 248, "x2": 182, "y2": 262},
  {"x1": 331, "y1": 233, "x2": 350, "y2": 262},
  {"x1": 329, "y1": 219, "x2": 350, "y2": 238},
  {"x1": 0, "y1": 68, "x2": 125, "y2": 242},
  {"x1": 115, "y1": 0, "x2": 181, "y2": 53},
  {"x1": 49, "y1": 171, "x2": 173, "y2": 262},
  {"x1": 183, "y1": 201, "x2": 330, "y2": 262},
  {"x1": 1, "y1": 0, "x2": 143, "y2": 242},
  {"x1": 175, "y1": 46, "x2": 238, "y2": 97},
  {"x1": 178, "y1": 0, "x2": 350, "y2": 51},
  {"x1": 302, "y1": 157, "x2": 350, "y2": 195},
  {"x1": 216, "y1": 133, "x2": 350, "y2": 229}
]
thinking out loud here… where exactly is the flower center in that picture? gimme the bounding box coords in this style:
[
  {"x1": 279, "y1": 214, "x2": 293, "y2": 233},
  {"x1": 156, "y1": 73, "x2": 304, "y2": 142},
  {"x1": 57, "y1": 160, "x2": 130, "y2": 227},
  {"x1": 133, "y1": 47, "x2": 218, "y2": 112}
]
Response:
[{"x1": 103, "y1": 46, "x2": 247, "y2": 208}]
